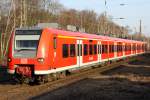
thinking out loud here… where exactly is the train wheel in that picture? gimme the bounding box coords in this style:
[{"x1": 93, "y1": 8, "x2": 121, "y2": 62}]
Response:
[
  {"x1": 65, "y1": 70, "x2": 71, "y2": 76},
  {"x1": 59, "y1": 72, "x2": 66, "y2": 78},
  {"x1": 14, "y1": 74, "x2": 23, "y2": 84},
  {"x1": 35, "y1": 75, "x2": 48, "y2": 85},
  {"x1": 14, "y1": 74, "x2": 30, "y2": 84}
]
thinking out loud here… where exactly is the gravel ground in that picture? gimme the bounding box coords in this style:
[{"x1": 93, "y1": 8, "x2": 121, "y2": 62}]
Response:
[{"x1": 30, "y1": 54, "x2": 150, "y2": 100}]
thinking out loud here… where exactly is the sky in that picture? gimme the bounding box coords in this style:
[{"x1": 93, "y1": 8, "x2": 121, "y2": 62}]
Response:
[{"x1": 59, "y1": 0, "x2": 150, "y2": 36}]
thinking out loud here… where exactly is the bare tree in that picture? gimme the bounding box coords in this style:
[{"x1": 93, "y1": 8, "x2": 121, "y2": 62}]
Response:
[{"x1": 0, "y1": 0, "x2": 16, "y2": 64}]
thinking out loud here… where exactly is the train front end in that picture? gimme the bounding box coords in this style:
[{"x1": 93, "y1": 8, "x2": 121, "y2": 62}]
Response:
[{"x1": 7, "y1": 28, "x2": 50, "y2": 83}]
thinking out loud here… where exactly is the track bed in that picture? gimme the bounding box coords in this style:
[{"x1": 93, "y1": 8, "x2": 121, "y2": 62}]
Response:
[
  {"x1": 30, "y1": 54, "x2": 150, "y2": 100},
  {"x1": 0, "y1": 54, "x2": 150, "y2": 100}
]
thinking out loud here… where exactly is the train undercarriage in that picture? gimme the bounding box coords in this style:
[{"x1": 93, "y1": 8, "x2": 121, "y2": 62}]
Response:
[
  {"x1": 14, "y1": 65, "x2": 48, "y2": 84},
  {"x1": 13, "y1": 65, "x2": 71, "y2": 84}
]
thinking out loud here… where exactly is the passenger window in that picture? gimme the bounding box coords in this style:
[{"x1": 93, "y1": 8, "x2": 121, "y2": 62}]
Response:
[
  {"x1": 109, "y1": 45, "x2": 111, "y2": 53},
  {"x1": 80, "y1": 44, "x2": 82, "y2": 56},
  {"x1": 63, "y1": 44, "x2": 69, "y2": 58},
  {"x1": 104, "y1": 45, "x2": 108, "y2": 53},
  {"x1": 102, "y1": 45, "x2": 105, "y2": 54},
  {"x1": 70, "y1": 44, "x2": 75, "y2": 57},
  {"x1": 117, "y1": 45, "x2": 121, "y2": 52},
  {"x1": 89, "y1": 44, "x2": 93, "y2": 55},
  {"x1": 102, "y1": 45, "x2": 108, "y2": 53},
  {"x1": 94, "y1": 44, "x2": 97, "y2": 54},
  {"x1": 98, "y1": 45, "x2": 100, "y2": 54},
  {"x1": 84, "y1": 44, "x2": 88, "y2": 56},
  {"x1": 112, "y1": 45, "x2": 114, "y2": 52}
]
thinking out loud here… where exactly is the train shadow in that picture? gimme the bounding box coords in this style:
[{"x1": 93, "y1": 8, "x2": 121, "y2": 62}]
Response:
[
  {"x1": 0, "y1": 67, "x2": 16, "y2": 85},
  {"x1": 30, "y1": 54, "x2": 150, "y2": 100},
  {"x1": 129, "y1": 53, "x2": 150, "y2": 66},
  {"x1": 102, "y1": 54, "x2": 150, "y2": 77},
  {"x1": 30, "y1": 77, "x2": 150, "y2": 100},
  {"x1": 101, "y1": 64, "x2": 150, "y2": 77}
]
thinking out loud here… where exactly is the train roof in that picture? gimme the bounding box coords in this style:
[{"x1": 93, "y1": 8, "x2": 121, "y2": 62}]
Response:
[
  {"x1": 15, "y1": 27, "x2": 146, "y2": 44},
  {"x1": 47, "y1": 28, "x2": 146, "y2": 44}
]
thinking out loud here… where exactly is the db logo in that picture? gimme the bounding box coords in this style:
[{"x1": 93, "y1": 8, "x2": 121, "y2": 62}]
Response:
[
  {"x1": 89, "y1": 57, "x2": 93, "y2": 60},
  {"x1": 21, "y1": 58, "x2": 28, "y2": 64}
]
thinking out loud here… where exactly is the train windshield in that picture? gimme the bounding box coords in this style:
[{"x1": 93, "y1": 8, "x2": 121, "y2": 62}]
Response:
[
  {"x1": 16, "y1": 40, "x2": 38, "y2": 50},
  {"x1": 14, "y1": 29, "x2": 42, "y2": 58}
]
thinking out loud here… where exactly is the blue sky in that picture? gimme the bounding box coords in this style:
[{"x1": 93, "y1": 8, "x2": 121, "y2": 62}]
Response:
[{"x1": 59, "y1": 0, "x2": 150, "y2": 36}]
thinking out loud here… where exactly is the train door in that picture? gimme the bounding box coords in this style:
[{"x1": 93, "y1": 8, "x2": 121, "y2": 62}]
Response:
[
  {"x1": 77, "y1": 40, "x2": 83, "y2": 67},
  {"x1": 123, "y1": 43, "x2": 125, "y2": 57},
  {"x1": 136, "y1": 43, "x2": 137, "y2": 54},
  {"x1": 114, "y1": 42, "x2": 117, "y2": 59},
  {"x1": 131, "y1": 43, "x2": 133, "y2": 55}
]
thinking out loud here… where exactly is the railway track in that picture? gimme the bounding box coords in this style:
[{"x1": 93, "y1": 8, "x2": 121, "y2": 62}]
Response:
[{"x1": 0, "y1": 57, "x2": 137, "y2": 100}]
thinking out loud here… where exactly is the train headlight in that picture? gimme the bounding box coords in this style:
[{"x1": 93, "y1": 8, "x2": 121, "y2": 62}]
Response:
[
  {"x1": 37, "y1": 58, "x2": 44, "y2": 62},
  {"x1": 8, "y1": 58, "x2": 12, "y2": 62}
]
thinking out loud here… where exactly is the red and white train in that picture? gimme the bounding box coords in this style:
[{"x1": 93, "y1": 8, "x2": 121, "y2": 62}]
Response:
[{"x1": 7, "y1": 27, "x2": 147, "y2": 83}]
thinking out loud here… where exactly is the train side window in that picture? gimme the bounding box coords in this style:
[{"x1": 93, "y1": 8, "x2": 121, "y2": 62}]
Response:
[
  {"x1": 63, "y1": 44, "x2": 69, "y2": 58},
  {"x1": 80, "y1": 44, "x2": 82, "y2": 56},
  {"x1": 77, "y1": 44, "x2": 79, "y2": 56},
  {"x1": 94, "y1": 44, "x2": 97, "y2": 54},
  {"x1": 53, "y1": 37, "x2": 57, "y2": 49},
  {"x1": 114, "y1": 45, "x2": 116, "y2": 52},
  {"x1": 89, "y1": 44, "x2": 93, "y2": 55},
  {"x1": 84, "y1": 44, "x2": 88, "y2": 56},
  {"x1": 104, "y1": 45, "x2": 108, "y2": 53},
  {"x1": 112, "y1": 45, "x2": 114, "y2": 52},
  {"x1": 120, "y1": 45, "x2": 122, "y2": 51},
  {"x1": 109, "y1": 45, "x2": 112, "y2": 53},
  {"x1": 111, "y1": 45, "x2": 113, "y2": 53},
  {"x1": 117, "y1": 45, "x2": 120, "y2": 52},
  {"x1": 120, "y1": 45, "x2": 121, "y2": 51},
  {"x1": 102, "y1": 45, "x2": 104, "y2": 54},
  {"x1": 70, "y1": 44, "x2": 75, "y2": 57}
]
